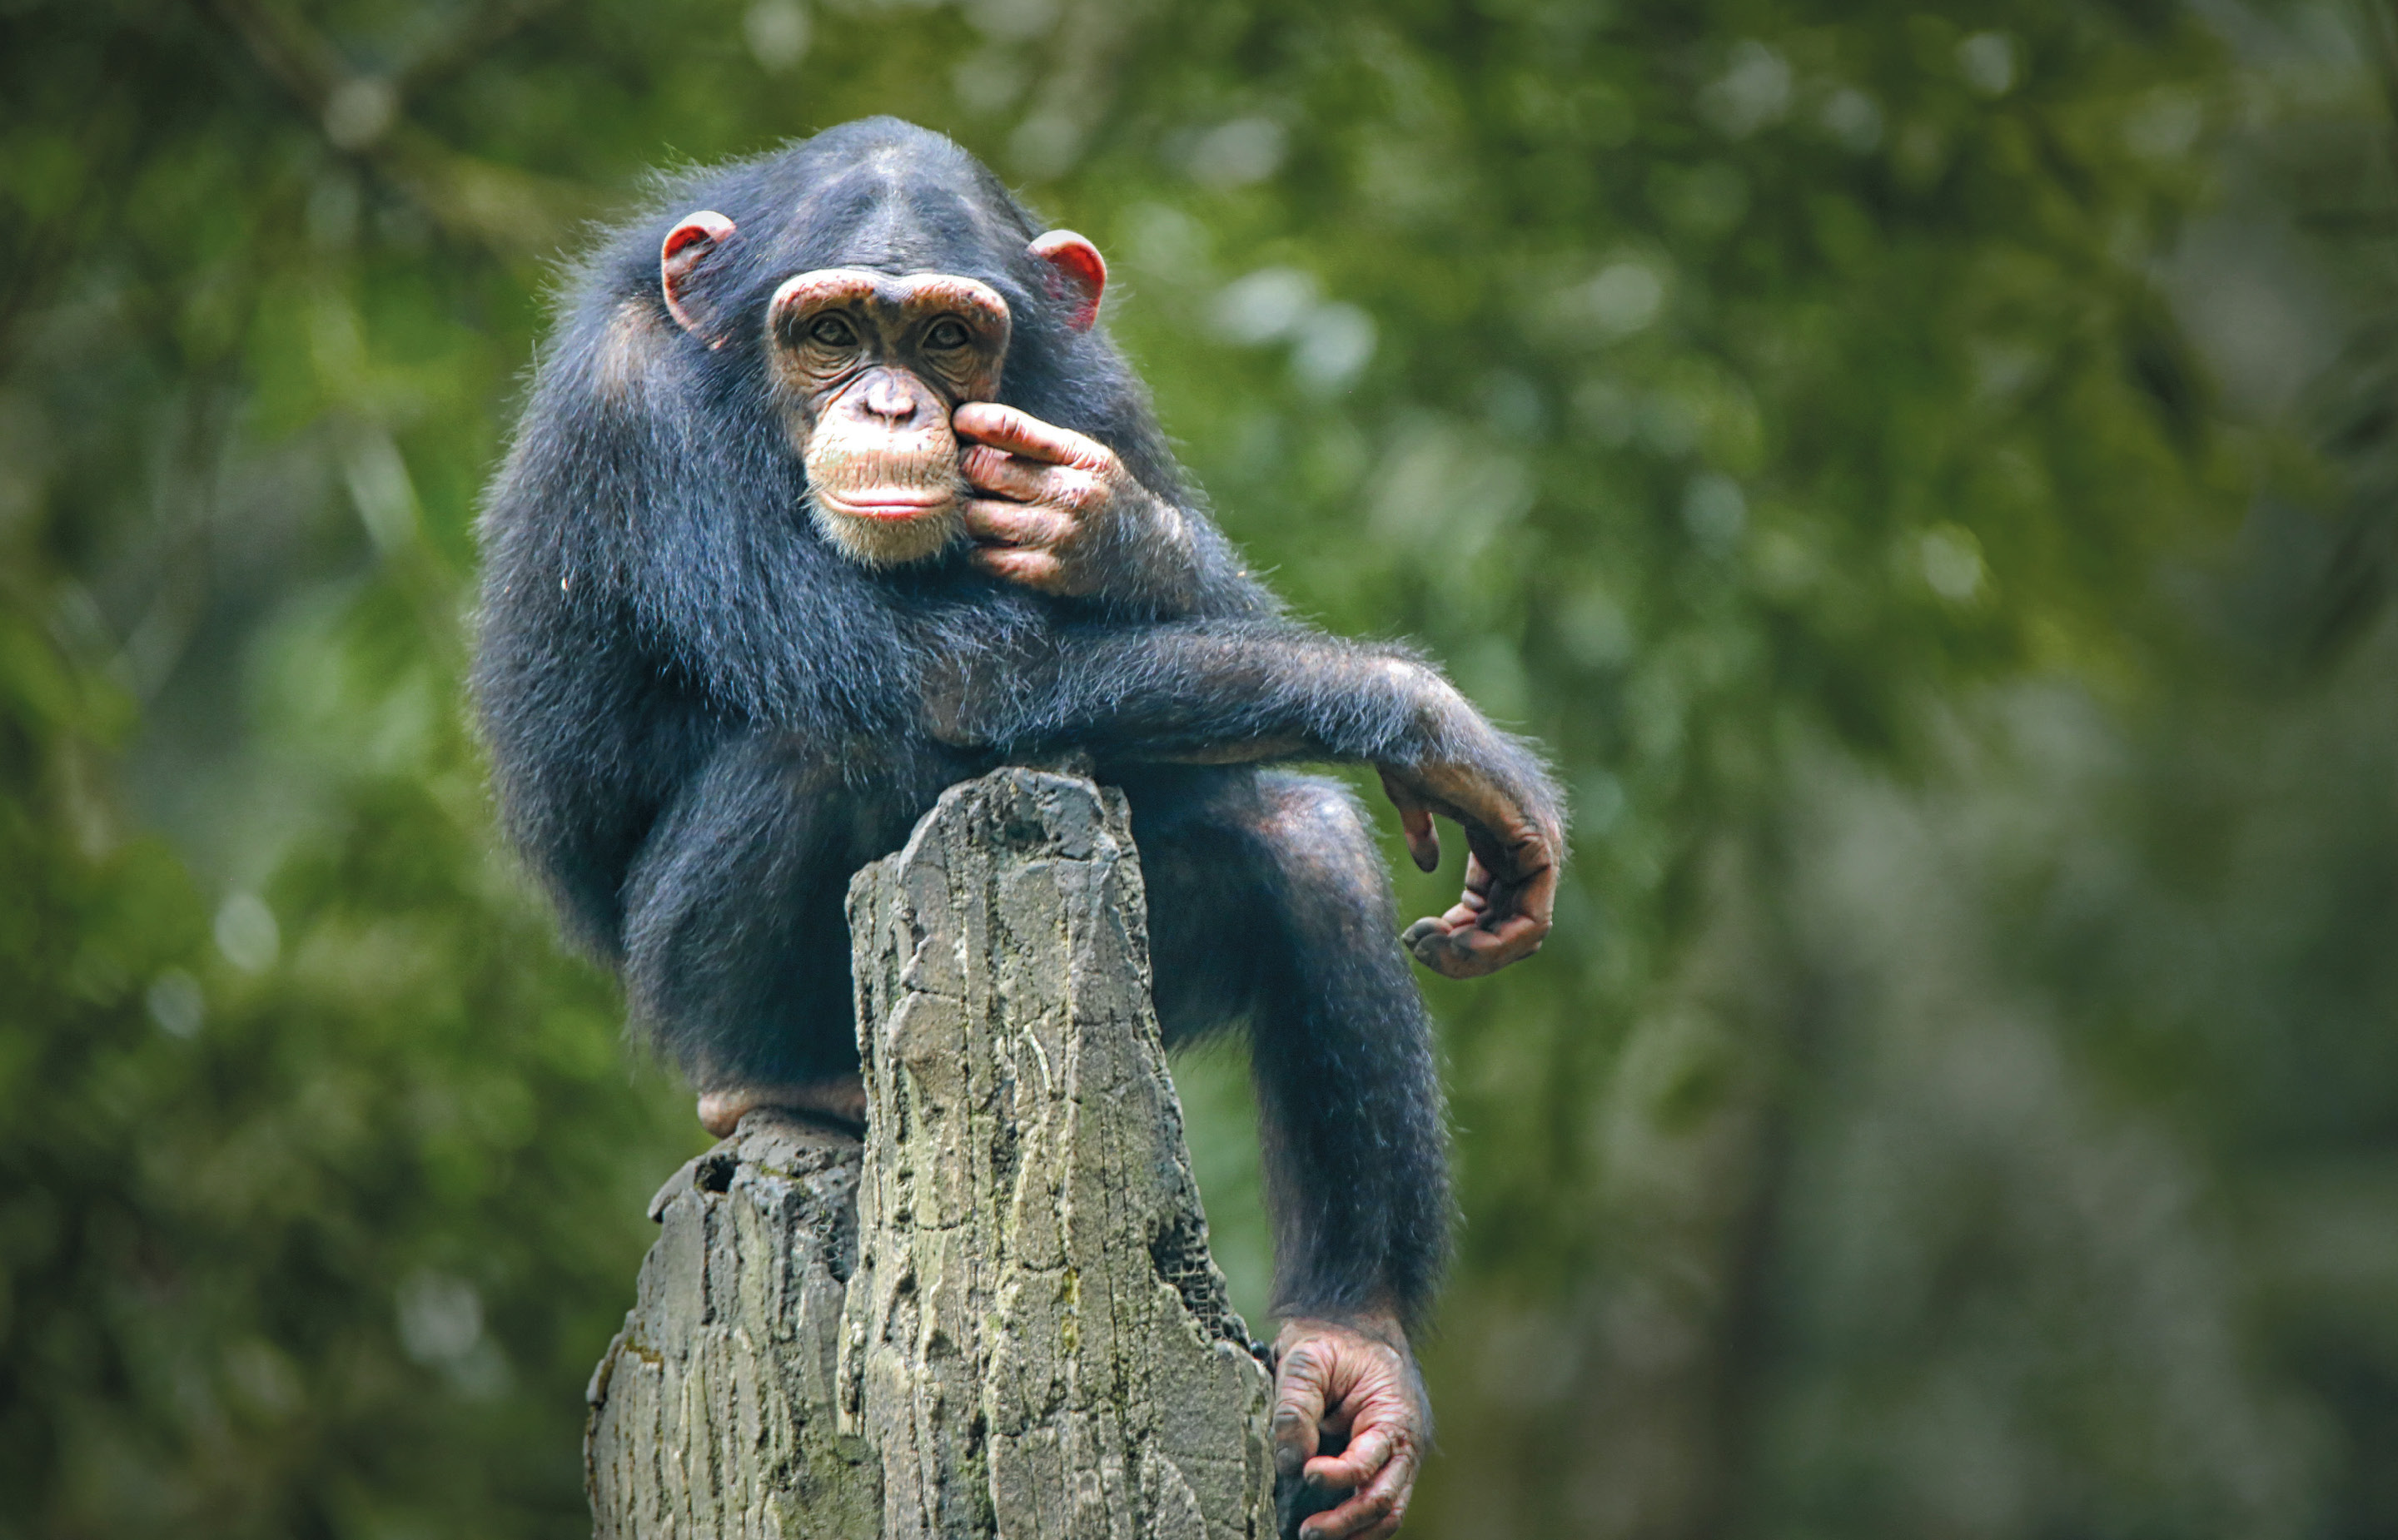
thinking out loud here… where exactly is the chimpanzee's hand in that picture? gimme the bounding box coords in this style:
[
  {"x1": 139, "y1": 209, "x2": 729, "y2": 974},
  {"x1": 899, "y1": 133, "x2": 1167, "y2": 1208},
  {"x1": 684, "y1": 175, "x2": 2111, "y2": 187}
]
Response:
[
  {"x1": 1379, "y1": 749, "x2": 1562, "y2": 980},
  {"x1": 953, "y1": 402, "x2": 1193, "y2": 599},
  {"x1": 1271, "y1": 1313, "x2": 1428, "y2": 1540}
]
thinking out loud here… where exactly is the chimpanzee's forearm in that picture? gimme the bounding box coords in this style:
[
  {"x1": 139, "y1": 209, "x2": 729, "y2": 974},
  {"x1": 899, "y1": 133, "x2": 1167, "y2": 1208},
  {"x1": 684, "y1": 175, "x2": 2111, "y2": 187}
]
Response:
[{"x1": 987, "y1": 619, "x2": 1537, "y2": 787}]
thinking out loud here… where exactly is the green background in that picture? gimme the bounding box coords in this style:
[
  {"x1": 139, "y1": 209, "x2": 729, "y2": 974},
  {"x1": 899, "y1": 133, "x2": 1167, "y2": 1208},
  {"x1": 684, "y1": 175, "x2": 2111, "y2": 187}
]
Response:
[{"x1": 5, "y1": 1, "x2": 2395, "y2": 1535}]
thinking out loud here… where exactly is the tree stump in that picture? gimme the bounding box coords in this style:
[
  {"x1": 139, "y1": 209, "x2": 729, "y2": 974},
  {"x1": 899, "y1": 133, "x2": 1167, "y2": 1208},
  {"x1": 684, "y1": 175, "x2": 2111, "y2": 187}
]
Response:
[
  {"x1": 584, "y1": 1112, "x2": 879, "y2": 1537},
  {"x1": 586, "y1": 768, "x2": 1279, "y2": 1539}
]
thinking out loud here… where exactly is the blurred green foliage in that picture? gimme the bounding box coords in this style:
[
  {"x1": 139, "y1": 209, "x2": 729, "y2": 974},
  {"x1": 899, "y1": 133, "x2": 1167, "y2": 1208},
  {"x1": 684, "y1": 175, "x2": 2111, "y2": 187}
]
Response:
[{"x1": 3, "y1": 0, "x2": 2394, "y2": 1536}]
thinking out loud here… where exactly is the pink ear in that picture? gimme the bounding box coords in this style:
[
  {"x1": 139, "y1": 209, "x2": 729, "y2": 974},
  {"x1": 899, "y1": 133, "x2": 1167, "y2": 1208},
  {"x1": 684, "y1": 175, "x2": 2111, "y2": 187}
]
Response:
[
  {"x1": 662, "y1": 211, "x2": 738, "y2": 340},
  {"x1": 1029, "y1": 230, "x2": 1107, "y2": 332}
]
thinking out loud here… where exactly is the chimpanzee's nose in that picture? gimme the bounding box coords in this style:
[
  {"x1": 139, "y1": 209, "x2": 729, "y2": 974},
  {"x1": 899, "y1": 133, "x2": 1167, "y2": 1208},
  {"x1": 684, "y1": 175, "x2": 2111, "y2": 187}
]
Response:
[{"x1": 858, "y1": 371, "x2": 921, "y2": 426}]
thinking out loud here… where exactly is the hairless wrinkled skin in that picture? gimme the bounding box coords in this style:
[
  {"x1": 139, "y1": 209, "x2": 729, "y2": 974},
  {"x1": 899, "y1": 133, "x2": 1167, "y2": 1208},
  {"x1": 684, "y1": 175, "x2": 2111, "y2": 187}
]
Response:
[{"x1": 475, "y1": 117, "x2": 1563, "y2": 1538}]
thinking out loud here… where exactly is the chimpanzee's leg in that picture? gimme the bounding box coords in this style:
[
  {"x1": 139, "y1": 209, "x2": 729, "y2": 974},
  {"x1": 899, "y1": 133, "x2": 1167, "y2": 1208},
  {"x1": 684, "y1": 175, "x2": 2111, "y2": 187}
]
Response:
[
  {"x1": 1121, "y1": 765, "x2": 1452, "y2": 1330},
  {"x1": 622, "y1": 730, "x2": 966, "y2": 1131}
]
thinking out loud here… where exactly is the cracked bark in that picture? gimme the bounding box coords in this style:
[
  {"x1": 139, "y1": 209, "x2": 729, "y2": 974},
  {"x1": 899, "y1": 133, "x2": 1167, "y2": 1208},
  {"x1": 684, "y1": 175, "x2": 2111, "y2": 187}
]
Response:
[{"x1": 585, "y1": 768, "x2": 1278, "y2": 1538}]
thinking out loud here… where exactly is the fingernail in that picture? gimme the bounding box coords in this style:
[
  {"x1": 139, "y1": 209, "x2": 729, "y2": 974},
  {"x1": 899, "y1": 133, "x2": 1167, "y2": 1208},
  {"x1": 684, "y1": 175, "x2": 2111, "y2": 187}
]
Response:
[{"x1": 1276, "y1": 1444, "x2": 1304, "y2": 1478}]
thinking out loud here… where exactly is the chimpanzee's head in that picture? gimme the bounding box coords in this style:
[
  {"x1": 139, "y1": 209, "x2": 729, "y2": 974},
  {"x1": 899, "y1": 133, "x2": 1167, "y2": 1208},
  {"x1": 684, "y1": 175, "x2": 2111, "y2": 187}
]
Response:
[{"x1": 650, "y1": 119, "x2": 1107, "y2": 568}]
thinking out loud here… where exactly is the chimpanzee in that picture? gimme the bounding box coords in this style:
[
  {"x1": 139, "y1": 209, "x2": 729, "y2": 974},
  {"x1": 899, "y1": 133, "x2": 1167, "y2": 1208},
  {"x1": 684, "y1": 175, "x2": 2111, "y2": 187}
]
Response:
[{"x1": 474, "y1": 117, "x2": 1561, "y2": 1539}]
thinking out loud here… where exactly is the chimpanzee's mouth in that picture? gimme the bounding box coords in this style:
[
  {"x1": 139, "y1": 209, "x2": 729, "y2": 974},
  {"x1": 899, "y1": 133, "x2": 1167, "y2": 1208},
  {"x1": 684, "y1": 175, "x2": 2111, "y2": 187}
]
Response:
[{"x1": 816, "y1": 489, "x2": 956, "y2": 522}]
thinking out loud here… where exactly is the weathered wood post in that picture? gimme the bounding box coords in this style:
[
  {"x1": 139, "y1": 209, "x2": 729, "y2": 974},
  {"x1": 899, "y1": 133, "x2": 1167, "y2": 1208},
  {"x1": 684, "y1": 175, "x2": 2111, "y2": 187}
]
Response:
[{"x1": 585, "y1": 768, "x2": 1280, "y2": 1538}]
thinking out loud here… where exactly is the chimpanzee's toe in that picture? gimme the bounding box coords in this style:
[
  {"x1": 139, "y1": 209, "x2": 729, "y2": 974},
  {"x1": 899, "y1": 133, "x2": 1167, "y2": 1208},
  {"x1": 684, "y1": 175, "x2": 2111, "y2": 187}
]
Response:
[{"x1": 696, "y1": 1080, "x2": 868, "y2": 1139}]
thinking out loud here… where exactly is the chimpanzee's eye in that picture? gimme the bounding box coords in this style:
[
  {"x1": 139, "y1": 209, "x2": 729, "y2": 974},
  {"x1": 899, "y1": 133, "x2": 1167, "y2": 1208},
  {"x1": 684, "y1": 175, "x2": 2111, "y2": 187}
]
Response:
[
  {"x1": 808, "y1": 314, "x2": 857, "y2": 348},
  {"x1": 924, "y1": 317, "x2": 971, "y2": 351}
]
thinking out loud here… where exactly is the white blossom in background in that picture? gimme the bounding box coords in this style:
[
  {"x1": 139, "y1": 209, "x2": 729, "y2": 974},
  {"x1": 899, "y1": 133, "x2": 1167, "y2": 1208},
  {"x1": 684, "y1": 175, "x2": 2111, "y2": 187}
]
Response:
[
  {"x1": 1682, "y1": 472, "x2": 1748, "y2": 550},
  {"x1": 398, "y1": 1271, "x2": 483, "y2": 1364},
  {"x1": 1575, "y1": 260, "x2": 1669, "y2": 337},
  {"x1": 1188, "y1": 117, "x2": 1287, "y2": 188},
  {"x1": 963, "y1": 0, "x2": 1056, "y2": 41},
  {"x1": 1009, "y1": 109, "x2": 1082, "y2": 178},
  {"x1": 1212, "y1": 267, "x2": 1319, "y2": 344},
  {"x1": 321, "y1": 77, "x2": 396, "y2": 151},
  {"x1": 215, "y1": 892, "x2": 279, "y2": 973},
  {"x1": 1958, "y1": 32, "x2": 2020, "y2": 98},
  {"x1": 1821, "y1": 87, "x2": 1885, "y2": 153},
  {"x1": 1919, "y1": 524, "x2": 1990, "y2": 604},
  {"x1": 1700, "y1": 41, "x2": 1793, "y2": 138},
  {"x1": 1292, "y1": 303, "x2": 1376, "y2": 393},
  {"x1": 744, "y1": 0, "x2": 811, "y2": 70},
  {"x1": 147, "y1": 969, "x2": 204, "y2": 1038}
]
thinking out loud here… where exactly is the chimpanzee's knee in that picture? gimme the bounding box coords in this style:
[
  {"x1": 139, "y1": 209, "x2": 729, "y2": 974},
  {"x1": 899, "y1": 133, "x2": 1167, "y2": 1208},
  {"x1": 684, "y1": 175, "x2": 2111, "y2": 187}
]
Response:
[
  {"x1": 1242, "y1": 772, "x2": 1400, "y2": 941},
  {"x1": 1130, "y1": 768, "x2": 1407, "y2": 1048}
]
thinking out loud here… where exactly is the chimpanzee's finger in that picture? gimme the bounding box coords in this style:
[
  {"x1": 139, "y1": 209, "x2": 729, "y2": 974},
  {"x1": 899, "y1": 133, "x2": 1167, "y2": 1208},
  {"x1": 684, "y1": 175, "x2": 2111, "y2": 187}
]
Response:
[
  {"x1": 1400, "y1": 887, "x2": 1477, "y2": 935},
  {"x1": 971, "y1": 544, "x2": 1067, "y2": 591},
  {"x1": 1405, "y1": 828, "x2": 1550, "y2": 974},
  {"x1": 1420, "y1": 903, "x2": 1549, "y2": 971},
  {"x1": 1455, "y1": 914, "x2": 1548, "y2": 970},
  {"x1": 1303, "y1": 1423, "x2": 1394, "y2": 1491},
  {"x1": 963, "y1": 499, "x2": 1070, "y2": 549},
  {"x1": 1456, "y1": 825, "x2": 1554, "y2": 941},
  {"x1": 1401, "y1": 887, "x2": 1485, "y2": 965},
  {"x1": 1405, "y1": 926, "x2": 1486, "y2": 978},
  {"x1": 961, "y1": 450, "x2": 1112, "y2": 523},
  {"x1": 1463, "y1": 813, "x2": 1557, "y2": 921},
  {"x1": 958, "y1": 444, "x2": 1046, "y2": 501},
  {"x1": 1409, "y1": 890, "x2": 1488, "y2": 936},
  {"x1": 1305, "y1": 1448, "x2": 1417, "y2": 1540},
  {"x1": 1269, "y1": 1344, "x2": 1332, "y2": 1482},
  {"x1": 1402, "y1": 869, "x2": 1489, "y2": 939},
  {"x1": 1457, "y1": 852, "x2": 1495, "y2": 904},
  {"x1": 1376, "y1": 770, "x2": 1441, "y2": 872},
  {"x1": 1405, "y1": 882, "x2": 1545, "y2": 976},
  {"x1": 1304, "y1": 1448, "x2": 1410, "y2": 1540},
  {"x1": 953, "y1": 402, "x2": 1111, "y2": 469},
  {"x1": 1298, "y1": 1468, "x2": 1400, "y2": 1540}
]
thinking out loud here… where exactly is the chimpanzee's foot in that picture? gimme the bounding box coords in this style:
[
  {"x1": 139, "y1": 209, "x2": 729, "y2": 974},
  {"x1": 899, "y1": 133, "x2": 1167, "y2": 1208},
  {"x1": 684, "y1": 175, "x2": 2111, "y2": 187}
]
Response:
[
  {"x1": 1271, "y1": 1310, "x2": 1428, "y2": 1540},
  {"x1": 696, "y1": 1077, "x2": 868, "y2": 1138}
]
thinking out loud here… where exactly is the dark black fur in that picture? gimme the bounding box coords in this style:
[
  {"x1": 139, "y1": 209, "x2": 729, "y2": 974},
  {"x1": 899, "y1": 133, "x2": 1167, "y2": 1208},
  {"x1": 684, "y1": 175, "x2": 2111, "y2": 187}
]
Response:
[{"x1": 476, "y1": 118, "x2": 1549, "y2": 1327}]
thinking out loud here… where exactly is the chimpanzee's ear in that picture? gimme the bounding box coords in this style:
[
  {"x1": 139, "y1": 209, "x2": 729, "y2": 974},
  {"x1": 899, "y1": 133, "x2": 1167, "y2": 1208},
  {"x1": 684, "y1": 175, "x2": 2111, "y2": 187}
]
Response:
[
  {"x1": 1028, "y1": 230, "x2": 1107, "y2": 332},
  {"x1": 662, "y1": 211, "x2": 738, "y2": 344}
]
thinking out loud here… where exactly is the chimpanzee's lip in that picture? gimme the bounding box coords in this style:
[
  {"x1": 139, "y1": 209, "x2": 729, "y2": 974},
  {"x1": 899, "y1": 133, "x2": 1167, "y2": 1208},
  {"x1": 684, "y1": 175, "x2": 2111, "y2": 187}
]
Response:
[{"x1": 818, "y1": 489, "x2": 954, "y2": 521}]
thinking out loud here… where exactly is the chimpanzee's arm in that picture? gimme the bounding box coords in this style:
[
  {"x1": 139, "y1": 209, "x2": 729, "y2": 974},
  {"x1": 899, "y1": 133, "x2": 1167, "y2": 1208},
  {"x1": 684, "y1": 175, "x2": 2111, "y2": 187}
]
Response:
[
  {"x1": 474, "y1": 584, "x2": 717, "y2": 965},
  {"x1": 976, "y1": 619, "x2": 1566, "y2": 976}
]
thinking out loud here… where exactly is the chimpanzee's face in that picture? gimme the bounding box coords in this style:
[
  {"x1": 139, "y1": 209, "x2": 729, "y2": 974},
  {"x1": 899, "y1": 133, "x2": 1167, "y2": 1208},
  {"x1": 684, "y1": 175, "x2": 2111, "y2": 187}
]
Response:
[
  {"x1": 763, "y1": 268, "x2": 1012, "y2": 567},
  {"x1": 658, "y1": 206, "x2": 1103, "y2": 569}
]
